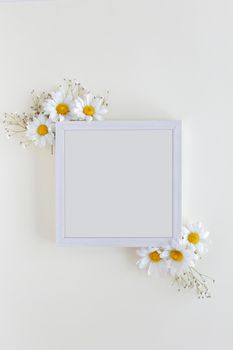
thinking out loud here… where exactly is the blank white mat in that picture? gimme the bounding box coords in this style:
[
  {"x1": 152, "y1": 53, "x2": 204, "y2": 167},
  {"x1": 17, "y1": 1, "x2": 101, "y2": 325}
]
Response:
[{"x1": 64, "y1": 129, "x2": 172, "y2": 238}]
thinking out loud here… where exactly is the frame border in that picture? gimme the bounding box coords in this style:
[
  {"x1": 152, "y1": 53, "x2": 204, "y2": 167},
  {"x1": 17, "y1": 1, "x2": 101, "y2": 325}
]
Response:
[{"x1": 56, "y1": 120, "x2": 181, "y2": 247}]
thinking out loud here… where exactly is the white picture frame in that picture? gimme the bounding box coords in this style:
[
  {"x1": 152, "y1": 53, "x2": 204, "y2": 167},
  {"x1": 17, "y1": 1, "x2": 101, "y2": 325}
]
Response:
[{"x1": 56, "y1": 120, "x2": 181, "y2": 247}]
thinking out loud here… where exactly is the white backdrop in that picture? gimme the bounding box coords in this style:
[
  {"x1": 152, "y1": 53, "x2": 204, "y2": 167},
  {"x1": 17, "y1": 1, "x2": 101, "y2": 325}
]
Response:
[{"x1": 0, "y1": 1, "x2": 232, "y2": 349}]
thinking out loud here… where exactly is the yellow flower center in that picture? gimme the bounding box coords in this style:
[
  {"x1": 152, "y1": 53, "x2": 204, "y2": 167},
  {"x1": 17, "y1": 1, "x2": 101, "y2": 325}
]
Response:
[
  {"x1": 149, "y1": 250, "x2": 161, "y2": 263},
  {"x1": 37, "y1": 124, "x2": 48, "y2": 136},
  {"x1": 56, "y1": 103, "x2": 70, "y2": 115},
  {"x1": 83, "y1": 105, "x2": 95, "y2": 116},
  {"x1": 170, "y1": 250, "x2": 183, "y2": 262},
  {"x1": 188, "y1": 232, "x2": 200, "y2": 244}
]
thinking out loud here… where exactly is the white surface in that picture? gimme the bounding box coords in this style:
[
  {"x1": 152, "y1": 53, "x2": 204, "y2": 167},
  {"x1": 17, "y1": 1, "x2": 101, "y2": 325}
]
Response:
[
  {"x1": 56, "y1": 121, "x2": 181, "y2": 245},
  {"x1": 0, "y1": 1, "x2": 232, "y2": 350}
]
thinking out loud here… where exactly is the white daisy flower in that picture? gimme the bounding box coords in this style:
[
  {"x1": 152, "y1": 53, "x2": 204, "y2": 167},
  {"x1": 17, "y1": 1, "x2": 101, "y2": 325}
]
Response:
[
  {"x1": 26, "y1": 115, "x2": 54, "y2": 147},
  {"x1": 161, "y1": 240, "x2": 195, "y2": 276},
  {"x1": 74, "y1": 93, "x2": 108, "y2": 122},
  {"x1": 181, "y1": 222, "x2": 210, "y2": 256},
  {"x1": 43, "y1": 89, "x2": 76, "y2": 122},
  {"x1": 136, "y1": 247, "x2": 167, "y2": 276}
]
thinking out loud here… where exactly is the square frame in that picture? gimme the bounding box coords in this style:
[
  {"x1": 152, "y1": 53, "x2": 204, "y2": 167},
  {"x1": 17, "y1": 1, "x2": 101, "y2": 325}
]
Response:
[{"x1": 56, "y1": 120, "x2": 181, "y2": 247}]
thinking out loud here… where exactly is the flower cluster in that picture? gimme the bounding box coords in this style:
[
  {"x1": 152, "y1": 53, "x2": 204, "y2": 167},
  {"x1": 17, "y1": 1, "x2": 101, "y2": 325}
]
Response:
[
  {"x1": 137, "y1": 222, "x2": 214, "y2": 298},
  {"x1": 3, "y1": 79, "x2": 109, "y2": 148}
]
